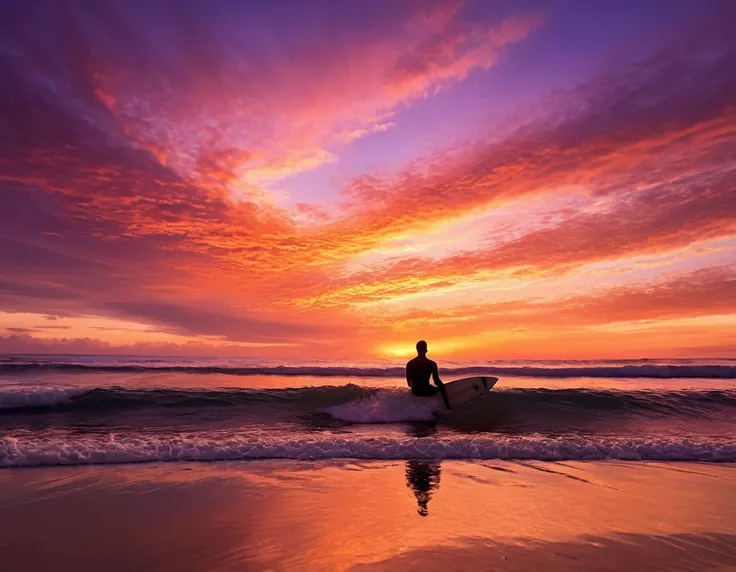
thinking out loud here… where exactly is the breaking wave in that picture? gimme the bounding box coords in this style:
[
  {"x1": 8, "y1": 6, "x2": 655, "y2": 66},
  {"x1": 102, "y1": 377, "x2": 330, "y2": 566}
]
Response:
[
  {"x1": 2, "y1": 434, "x2": 735, "y2": 467},
  {"x1": 0, "y1": 384, "x2": 371, "y2": 412},
  {"x1": 1, "y1": 385, "x2": 735, "y2": 415},
  {"x1": 2, "y1": 385, "x2": 736, "y2": 433}
]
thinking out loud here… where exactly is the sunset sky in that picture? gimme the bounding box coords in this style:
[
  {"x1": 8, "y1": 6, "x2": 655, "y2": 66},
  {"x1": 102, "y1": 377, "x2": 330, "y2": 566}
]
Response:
[{"x1": 1, "y1": 0, "x2": 735, "y2": 359}]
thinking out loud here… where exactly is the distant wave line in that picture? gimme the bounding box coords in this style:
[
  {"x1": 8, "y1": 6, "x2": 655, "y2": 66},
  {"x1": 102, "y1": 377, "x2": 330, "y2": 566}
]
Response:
[{"x1": 2, "y1": 362, "x2": 736, "y2": 379}]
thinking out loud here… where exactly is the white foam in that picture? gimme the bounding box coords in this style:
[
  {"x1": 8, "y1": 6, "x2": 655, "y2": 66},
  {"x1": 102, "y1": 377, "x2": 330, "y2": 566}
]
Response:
[
  {"x1": 0, "y1": 387, "x2": 86, "y2": 410},
  {"x1": 320, "y1": 389, "x2": 442, "y2": 422},
  {"x1": 2, "y1": 435, "x2": 735, "y2": 467}
]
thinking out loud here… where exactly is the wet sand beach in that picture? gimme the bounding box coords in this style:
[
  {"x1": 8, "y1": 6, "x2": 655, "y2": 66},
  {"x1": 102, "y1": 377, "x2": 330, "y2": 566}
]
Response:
[{"x1": 1, "y1": 460, "x2": 735, "y2": 571}]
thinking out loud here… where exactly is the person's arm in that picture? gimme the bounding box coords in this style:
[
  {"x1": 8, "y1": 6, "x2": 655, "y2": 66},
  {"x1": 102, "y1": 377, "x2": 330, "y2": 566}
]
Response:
[
  {"x1": 432, "y1": 362, "x2": 451, "y2": 409},
  {"x1": 431, "y1": 363, "x2": 444, "y2": 388},
  {"x1": 406, "y1": 363, "x2": 412, "y2": 388}
]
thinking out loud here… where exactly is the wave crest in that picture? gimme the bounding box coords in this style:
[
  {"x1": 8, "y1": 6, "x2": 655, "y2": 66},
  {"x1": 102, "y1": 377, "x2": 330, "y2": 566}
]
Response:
[
  {"x1": 2, "y1": 386, "x2": 736, "y2": 421},
  {"x1": 0, "y1": 387, "x2": 87, "y2": 409}
]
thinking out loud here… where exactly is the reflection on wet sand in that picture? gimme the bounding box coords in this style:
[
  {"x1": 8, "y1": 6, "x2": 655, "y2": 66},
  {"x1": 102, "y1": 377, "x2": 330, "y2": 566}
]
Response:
[
  {"x1": 1, "y1": 460, "x2": 735, "y2": 571},
  {"x1": 405, "y1": 461, "x2": 442, "y2": 517}
]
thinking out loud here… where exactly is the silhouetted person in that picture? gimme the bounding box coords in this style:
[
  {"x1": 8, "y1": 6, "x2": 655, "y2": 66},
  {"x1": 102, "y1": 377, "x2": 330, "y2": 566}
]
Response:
[
  {"x1": 405, "y1": 460, "x2": 442, "y2": 517},
  {"x1": 406, "y1": 340, "x2": 449, "y2": 408}
]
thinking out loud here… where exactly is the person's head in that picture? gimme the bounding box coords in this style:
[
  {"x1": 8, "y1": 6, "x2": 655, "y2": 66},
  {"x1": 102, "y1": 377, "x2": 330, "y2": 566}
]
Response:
[{"x1": 416, "y1": 340, "x2": 428, "y2": 356}]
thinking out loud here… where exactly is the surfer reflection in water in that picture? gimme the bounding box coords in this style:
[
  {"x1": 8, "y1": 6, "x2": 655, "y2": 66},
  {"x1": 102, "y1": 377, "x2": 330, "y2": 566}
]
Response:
[
  {"x1": 405, "y1": 461, "x2": 442, "y2": 517},
  {"x1": 406, "y1": 340, "x2": 450, "y2": 408}
]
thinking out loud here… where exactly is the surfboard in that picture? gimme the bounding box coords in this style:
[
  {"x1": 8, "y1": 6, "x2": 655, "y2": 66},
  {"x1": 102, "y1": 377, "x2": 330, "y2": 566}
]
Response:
[{"x1": 442, "y1": 376, "x2": 498, "y2": 410}]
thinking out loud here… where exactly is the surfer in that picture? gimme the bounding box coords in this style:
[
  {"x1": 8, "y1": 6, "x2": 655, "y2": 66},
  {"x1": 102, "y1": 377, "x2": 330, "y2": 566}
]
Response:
[{"x1": 406, "y1": 340, "x2": 450, "y2": 407}]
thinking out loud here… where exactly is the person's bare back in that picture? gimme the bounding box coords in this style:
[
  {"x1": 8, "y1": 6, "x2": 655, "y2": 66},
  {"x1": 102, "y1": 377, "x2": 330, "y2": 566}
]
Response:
[{"x1": 406, "y1": 340, "x2": 449, "y2": 407}]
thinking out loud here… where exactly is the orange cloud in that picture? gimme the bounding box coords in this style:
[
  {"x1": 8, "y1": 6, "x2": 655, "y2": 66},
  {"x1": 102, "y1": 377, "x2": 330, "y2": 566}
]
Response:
[{"x1": 367, "y1": 267, "x2": 736, "y2": 358}]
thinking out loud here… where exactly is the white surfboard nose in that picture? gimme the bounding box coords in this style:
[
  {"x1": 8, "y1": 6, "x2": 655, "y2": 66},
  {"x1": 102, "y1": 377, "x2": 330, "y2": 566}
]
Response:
[{"x1": 443, "y1": 376, "x2": 499, "y2": 410}]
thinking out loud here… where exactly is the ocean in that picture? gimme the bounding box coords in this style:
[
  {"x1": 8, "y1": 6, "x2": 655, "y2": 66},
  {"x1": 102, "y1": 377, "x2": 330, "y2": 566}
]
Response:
[{"x1": 2, "y1": 355, "x2": 735, "y2": 467}]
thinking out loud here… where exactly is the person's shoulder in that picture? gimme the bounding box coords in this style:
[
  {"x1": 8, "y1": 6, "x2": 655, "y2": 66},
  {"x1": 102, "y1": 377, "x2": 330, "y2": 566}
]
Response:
[
  {"x1": 429, "y1": 359, "x2": 438, "y2": 367},
  {"x1": 406, "y1": 357, "x2": 417, "y2": 366}
]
